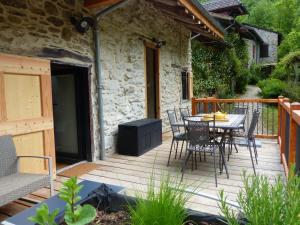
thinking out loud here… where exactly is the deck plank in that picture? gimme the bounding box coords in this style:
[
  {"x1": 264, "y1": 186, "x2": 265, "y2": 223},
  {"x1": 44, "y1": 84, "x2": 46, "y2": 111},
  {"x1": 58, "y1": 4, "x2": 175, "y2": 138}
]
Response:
[{"x1": 0, "y1": 136, "x2": 284, "y2": 220}]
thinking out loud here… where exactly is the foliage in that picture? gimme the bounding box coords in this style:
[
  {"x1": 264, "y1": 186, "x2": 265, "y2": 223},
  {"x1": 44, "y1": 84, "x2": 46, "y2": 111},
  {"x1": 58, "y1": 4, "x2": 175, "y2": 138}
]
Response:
[
  {"x1": 129, "y1": 173, "x2": 193, "y2": 225},
  {"x1": 192, "y1": 33, "x2": 249, "y2": 98},
  {"x1": 59, "y1": 177, "x2": 96, "y2": 225},
  {"x1": 28, "y1": 204, "x2": 59, "y2": 225},
  {"x1": 239, "y1": 0, "x2": 300, "y2": 60},
  {"x1": 28, "y1": 177, "x2": 96, "y2": 225},
  {"x1": 257, "y1": 78, "x2": 287, "y2": 98},
  {"x1": 248, "y1": 64, "x2": 266, "y2": 84},
  {"x1": 219, "y1": 169, "x2": 300, "y2": 225}
]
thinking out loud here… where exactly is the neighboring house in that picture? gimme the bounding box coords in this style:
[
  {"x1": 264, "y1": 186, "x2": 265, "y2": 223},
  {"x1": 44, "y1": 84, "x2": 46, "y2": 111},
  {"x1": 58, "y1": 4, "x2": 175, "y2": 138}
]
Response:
[
  {"x1": 203, "y1": 0, "x2": 281, "y2": 67},
  {"x1": 0, "y1": 0, "x2": 224, "y2": 174}
]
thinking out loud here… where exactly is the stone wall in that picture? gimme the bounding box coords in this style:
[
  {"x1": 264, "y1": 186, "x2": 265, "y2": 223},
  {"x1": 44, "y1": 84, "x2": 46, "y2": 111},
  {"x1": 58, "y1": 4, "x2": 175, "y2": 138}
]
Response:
[
  {"x1": 254, "y1": 28, "x2": 278, "y2": 64},
  {"x1": 0, "y1": 0, "x2": 101, "y2": 160},
  {"x1": 0, "y1": 0, "x2": 193, "y2": 157},
  {"x1": 99, "y1": 0, "x2": 192, "y2": 154}
]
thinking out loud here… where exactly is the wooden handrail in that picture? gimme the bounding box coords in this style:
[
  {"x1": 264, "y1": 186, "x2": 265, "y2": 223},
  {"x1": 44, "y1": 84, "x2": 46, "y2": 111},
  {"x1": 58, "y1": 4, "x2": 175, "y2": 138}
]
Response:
[{"x1": 193, "y1": 98, "x2": 278, "y2": 103}]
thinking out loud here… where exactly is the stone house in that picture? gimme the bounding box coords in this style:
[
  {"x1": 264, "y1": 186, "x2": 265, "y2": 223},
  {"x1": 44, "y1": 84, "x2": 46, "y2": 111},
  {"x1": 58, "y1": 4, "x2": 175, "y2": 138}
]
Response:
[
  {"x1": 202, "y1": 0, "x2": 282, "y2": 68},
  {"x1": 0, "y1": 0, "x2": 224, "y2": 173}
]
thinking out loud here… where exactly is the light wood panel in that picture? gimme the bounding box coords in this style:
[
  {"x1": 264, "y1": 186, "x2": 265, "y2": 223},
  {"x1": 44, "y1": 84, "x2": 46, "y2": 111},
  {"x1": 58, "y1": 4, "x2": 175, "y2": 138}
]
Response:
[
  {"x1": 0, "y1": 53, "x2": 55, "y2": 175},
  {"x1": 4, "y1": 74, "x2": 42, "y2": 121}
]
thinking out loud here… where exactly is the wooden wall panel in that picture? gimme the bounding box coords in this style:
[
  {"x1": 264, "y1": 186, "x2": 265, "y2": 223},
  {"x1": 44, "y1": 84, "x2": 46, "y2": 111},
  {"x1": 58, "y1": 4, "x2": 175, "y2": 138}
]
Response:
[
  {"x1": 13, "y1": 132, "x2": 46, "y2": 174},
  {"x1": 0, "y1": 72, "x2": 6, "y2": 121},
  {"x1": 0, "y1": 53, "x2": 55, "y2": 176},
  {"x1": 4, "y1": 74, "x2": 42, "y2": 120}
]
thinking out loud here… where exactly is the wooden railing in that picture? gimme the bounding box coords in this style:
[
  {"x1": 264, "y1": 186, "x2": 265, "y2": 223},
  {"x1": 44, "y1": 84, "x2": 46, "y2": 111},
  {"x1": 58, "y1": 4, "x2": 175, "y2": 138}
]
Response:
[
  {"x1": 191, "y1": 96, "x2": 300, "y2": 175},
  {"x1": 278, "y1": 96, "x2": 300, "y2": 175},
  {"x1": 191, "y1": 97, "x2": 279, "y2": 138}
]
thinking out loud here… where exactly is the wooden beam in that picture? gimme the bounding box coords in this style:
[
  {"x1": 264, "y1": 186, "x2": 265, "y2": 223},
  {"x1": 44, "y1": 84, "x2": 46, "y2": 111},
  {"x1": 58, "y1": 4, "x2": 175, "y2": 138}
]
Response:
[
  {"x1": 289, "y1": 103, "x2": 300, "y2": 167},
  {"x1": 84, "y1": 0, "x2": 122, "y2": 9},
  {"x1": 178, "y1": 0, "x2": 224, "y2": 39}
]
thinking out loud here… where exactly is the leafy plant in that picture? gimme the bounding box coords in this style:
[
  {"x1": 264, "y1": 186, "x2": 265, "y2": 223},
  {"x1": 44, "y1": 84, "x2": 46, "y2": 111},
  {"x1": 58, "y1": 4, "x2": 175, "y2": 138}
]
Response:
[
  {"x1": 28, "y1": 177, "x2": 96, "y2": 225},
  {"x1": 219, "y1": 169, "x2": 300, "y2": 225},
  {"x1": 28, "y1": 203, "x2": 59, "y2": 225},
  {"x1": 59, "y1": 177, "x2": 96, "y2": 225},
  {"x1": 129, "y1": 173, "x2": 193, "y2": 225},
  {"x1": 257, "y1": 78, "x2": 287, "y2": 98}
]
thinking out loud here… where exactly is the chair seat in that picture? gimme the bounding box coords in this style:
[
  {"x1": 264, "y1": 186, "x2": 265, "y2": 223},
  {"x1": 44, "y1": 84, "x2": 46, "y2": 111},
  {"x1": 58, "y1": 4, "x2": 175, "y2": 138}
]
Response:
[
  {"x1": 0, "y1": 173, "x2": 49, "y2": 207},
  {"x1": 174, "y1": 132, "x2": 186, "y2": 140}
]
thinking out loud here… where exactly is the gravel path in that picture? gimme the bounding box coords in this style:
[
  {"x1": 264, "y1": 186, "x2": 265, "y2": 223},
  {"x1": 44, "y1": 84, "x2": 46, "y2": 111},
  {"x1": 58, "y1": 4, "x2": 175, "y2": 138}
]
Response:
[{"x1": 238, "y1": 85, "x2": 261, "y2": 99}]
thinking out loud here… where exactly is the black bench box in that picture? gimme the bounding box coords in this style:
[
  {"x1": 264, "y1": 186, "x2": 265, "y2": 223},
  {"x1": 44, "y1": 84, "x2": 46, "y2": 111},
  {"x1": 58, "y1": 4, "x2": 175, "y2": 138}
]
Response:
[{"x1": 118, "y1": 119, "x2": 162, "y2": 156}]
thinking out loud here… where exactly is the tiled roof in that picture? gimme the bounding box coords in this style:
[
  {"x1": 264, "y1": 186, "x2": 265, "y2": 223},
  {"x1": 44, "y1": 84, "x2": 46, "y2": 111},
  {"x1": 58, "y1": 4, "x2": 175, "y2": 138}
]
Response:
[{"x1": 203, "y1": 0, "x2": 242, "y2": 12}]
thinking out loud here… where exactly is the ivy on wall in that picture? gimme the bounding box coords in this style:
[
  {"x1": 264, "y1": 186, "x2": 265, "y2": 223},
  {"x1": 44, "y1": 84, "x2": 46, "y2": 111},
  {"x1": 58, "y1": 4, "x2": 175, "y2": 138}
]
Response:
[{"x1": 192, "y1": 33, "x2": 249, "y2": 98}]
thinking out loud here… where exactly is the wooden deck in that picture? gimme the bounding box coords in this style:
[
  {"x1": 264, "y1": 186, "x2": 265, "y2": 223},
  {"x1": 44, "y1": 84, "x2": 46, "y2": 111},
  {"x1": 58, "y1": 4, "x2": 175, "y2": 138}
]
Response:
[{"x1": 0, "y1": 134, "x2": 284, "y2": 220}]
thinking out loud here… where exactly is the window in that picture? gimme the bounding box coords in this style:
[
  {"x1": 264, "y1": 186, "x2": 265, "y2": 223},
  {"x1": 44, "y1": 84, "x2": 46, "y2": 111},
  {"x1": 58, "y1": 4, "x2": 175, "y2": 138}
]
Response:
[
  {"x1": 260, "y1": 44, "x2": 269, "y2": 58},
  {"x1": 181, "y1": 71, "x2": 189, "y2": 100}
]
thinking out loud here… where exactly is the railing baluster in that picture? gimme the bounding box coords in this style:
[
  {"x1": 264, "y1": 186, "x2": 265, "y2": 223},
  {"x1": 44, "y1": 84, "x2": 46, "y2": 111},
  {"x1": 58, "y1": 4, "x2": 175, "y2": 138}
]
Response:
[{"x1": 267, "y1": 104, "x2": 269, "y2": 136}]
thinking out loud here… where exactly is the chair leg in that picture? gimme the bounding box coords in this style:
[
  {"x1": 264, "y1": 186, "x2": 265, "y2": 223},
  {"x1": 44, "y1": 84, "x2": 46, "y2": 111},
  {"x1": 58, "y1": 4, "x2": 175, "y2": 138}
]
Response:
[
  {"x1": 175, "y1": 141, "x2": 179, "y2": 159},
  {"x1": 253, "y1": 138, "x2": 258, "y2": 164},
  {"x1": 179, "y1": 140, "x2": 184, "y2": 158},
  {"x1": 191, "y1": 151, "x2": 194, "y2": 171},
  {"x1": 194, "y1": 151, "x2": 197, "y2": 170},
  {"x1": 181, "y1": 151, "x2": 192, "y2": 181},
  {"x1": 167, "y1": 139, "x2": 174, "y2": 166},
  {"x1": 213, "y1": 151, "x2": 218, "y2": 187},
  {"x1": 50, "y1": 177, "x2": 54, "y2": 196},
  {"x1": 248, "y1": 139, "x2": 256, "y2": 175},
  {"x1": 220, "y1": 146, "x2": 229, "y2": 179}
]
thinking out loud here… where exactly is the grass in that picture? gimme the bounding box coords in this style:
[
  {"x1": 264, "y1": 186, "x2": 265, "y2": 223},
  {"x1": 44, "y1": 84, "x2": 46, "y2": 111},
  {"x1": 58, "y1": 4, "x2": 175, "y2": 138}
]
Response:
[{"x1": 128, "y1": 173, "x2": 195, "y2": 225}]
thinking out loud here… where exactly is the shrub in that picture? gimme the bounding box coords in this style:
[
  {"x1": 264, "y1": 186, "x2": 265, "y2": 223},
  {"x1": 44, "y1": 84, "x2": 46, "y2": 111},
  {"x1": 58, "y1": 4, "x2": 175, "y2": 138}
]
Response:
[
  {"x1": 129, "y1": 173, "x2": 193, "y2": 225},
  {"x1": 248, "y1": 64, "x2": 266, "y2": 84},
  {"x1": 219, "y1": 169, "x2": 300, "y2": 225},
  {"x1": 257, "y1": 78, "x2": 287, "y2": 98}
]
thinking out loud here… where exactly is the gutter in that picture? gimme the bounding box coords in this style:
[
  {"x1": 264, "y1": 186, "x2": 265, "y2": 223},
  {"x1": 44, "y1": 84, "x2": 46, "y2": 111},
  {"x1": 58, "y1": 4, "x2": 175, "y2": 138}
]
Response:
[{"x1": 93, "y1": 0, "x2": 130, "y2": 160}]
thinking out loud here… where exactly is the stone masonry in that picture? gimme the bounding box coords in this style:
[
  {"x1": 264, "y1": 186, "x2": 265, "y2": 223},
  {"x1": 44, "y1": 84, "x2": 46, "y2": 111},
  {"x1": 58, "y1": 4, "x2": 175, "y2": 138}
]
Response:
[
  {"x1": 99, "y1": 0, "x2": 192, "y2": 154},
  {"x1": 0, "y1": 0, "x2": 192, "y2": 157}
]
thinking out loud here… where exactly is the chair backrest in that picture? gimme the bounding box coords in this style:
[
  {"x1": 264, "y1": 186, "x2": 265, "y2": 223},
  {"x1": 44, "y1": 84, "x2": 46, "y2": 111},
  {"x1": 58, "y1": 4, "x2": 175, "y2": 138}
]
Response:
[
  {"x1": 186, "y1": 119, "x2": 214, "y2": 147},
  {"x1": 0, "y1": 135, "x2": 18, "y2": 177},
  {"x1": 180, "y1": 107, "x2": 190, "y2": 120},
  {"x1": 234, "y1": 106, "x2": 248, "y2": 115},
  {"x1": 167, "y1": 110, "x2": 180, "y2": 134},
  {"x1": 248, "y1": 109, "x2": 260, "y2": 138}
]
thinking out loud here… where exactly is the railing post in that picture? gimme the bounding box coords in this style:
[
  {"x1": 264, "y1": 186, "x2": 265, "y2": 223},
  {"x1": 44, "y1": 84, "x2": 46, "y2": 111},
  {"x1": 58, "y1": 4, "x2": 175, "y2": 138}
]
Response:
[
  {"x1": 280, "y1": 98, "x2": 289, "y2": 164},
  {"x1": 191, "y1": 97, "x2": 197, "y2": 115},
  {"x1": 278, "y1": 96, "x2": 284, "y2": 144},
  {"x1": 289, "y1": 102, "x2": 300, "y2": 168},
  {"x1": 203, "y1": 97, "x2": 208, "y2": 113}
]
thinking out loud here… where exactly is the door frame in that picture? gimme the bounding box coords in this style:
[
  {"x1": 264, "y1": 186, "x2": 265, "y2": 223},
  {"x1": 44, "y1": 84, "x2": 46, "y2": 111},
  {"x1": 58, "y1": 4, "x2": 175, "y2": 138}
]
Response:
[
  {"x1": 144, "y1": 42, "x2": 160, "y2": 119},
  {"x1": 51, "y1": 61, "x2": 93, "y2": 163}
]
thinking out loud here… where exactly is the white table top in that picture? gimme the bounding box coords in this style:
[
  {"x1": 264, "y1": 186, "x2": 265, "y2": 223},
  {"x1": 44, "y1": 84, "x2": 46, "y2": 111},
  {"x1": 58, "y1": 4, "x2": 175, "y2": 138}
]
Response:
[{"x1": 174, "y1": 114, "x2": 245, "y2": 130}]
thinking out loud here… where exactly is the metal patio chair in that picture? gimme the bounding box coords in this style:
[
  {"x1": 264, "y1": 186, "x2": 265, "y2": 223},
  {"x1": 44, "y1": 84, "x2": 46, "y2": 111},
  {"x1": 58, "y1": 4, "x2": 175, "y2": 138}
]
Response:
[
  {"x1": 179, "y1": 107, "x2": 190, "y2": 121},
  {"x1": 166, "y1": 110, "x2": 187, "y2": 166},
  {"x1": 227, "y1": 106, "x2": 249, "y2": 160},
  {"x1": 0, "y1": 135, "x2": 54, "y2": 207},
  {"x1": 247, "y1": 109, "x2": 260, "y2": 175},
  {"x1": 181, "y1": 117, "x2": 229, "y2": 187}
]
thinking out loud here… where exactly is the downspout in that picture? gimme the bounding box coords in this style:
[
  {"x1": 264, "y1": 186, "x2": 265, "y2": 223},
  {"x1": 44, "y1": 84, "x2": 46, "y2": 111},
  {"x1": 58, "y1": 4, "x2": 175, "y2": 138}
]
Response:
[{"x1": 93, "y1": 0, "x2": 130, "y2": 160}]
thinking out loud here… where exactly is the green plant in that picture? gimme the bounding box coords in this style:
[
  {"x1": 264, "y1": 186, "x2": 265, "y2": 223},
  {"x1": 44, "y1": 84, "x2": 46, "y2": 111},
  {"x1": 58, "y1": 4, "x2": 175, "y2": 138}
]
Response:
[
  {"x1": 59, "y1": 177, "x2": 96, "y2": 225},
  {"x1": 28, "y1": 177, "x2": 96, "y2": 225},
  {"x1": 219, "y1": 169, "x2": 300, "y2": 225},
  {"x1": 257, "y1": 78, "x2": 287, "y2": 98},
  {"x1": 129, "y1": 173, "x2": 193, "y2": 225},
  {"x1": 28, "y1": 204, "x2": 59, "y2": 225}
]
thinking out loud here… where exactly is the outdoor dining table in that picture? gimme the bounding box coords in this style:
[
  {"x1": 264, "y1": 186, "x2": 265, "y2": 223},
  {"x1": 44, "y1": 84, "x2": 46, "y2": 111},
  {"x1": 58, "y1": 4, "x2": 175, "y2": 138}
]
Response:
[{"x1": 173, "y1": 113, "x2": 246, "y2": 155}]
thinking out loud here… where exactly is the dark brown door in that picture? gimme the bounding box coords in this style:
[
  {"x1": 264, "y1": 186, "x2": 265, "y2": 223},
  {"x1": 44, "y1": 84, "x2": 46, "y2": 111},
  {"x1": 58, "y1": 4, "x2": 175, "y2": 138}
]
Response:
[{"x1": 146, "y1": 46, "x2": 159, "y2": 118}]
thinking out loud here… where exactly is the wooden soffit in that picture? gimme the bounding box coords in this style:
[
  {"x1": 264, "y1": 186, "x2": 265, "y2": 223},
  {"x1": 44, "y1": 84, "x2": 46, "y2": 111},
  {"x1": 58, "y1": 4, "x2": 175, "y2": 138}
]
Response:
[
  {"x1": 84, "y1": 0, "x2": 225, "y2": 40},
  {"x1": 84, "y1": 0, "x2": 122, "y2": 9}
]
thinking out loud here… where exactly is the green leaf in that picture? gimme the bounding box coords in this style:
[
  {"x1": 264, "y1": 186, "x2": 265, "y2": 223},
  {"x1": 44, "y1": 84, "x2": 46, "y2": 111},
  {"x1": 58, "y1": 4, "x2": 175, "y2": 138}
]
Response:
[
  {"x1": 65, "y1": 204, "x2": 96, "y2": 225},
  {"x1": 28, "y1": 203, "x2": 59, "y2": 225}
]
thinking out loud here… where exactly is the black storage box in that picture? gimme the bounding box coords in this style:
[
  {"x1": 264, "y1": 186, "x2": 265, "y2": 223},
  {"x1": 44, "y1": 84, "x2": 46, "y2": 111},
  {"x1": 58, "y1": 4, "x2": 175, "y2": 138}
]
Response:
[{"x1": 118, "y1": 119, "x2": 162, "y2": 156}]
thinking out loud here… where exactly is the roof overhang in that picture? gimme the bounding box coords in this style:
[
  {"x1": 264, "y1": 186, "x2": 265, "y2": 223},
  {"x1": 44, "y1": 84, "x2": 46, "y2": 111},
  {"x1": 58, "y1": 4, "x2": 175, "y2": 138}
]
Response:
[{"x1": 84, "y1": 0, "x2": 225, "y2": 41}]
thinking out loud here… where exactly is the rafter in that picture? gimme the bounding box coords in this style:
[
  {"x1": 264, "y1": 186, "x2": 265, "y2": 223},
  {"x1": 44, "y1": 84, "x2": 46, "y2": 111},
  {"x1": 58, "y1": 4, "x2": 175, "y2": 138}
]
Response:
[{"x1": 84, "y1": 0, "x2": 122, "y2": 9}]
